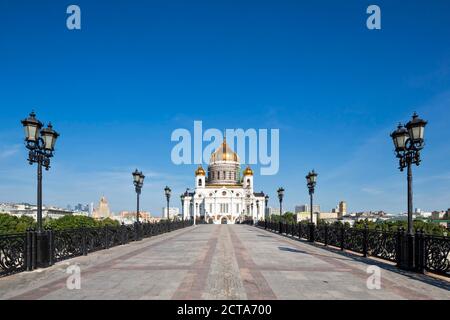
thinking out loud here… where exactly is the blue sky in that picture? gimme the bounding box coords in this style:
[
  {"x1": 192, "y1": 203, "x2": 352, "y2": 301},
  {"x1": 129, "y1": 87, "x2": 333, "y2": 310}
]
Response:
[{"x1": 0, "y1": 0, "x2": 449, "y2": 216}]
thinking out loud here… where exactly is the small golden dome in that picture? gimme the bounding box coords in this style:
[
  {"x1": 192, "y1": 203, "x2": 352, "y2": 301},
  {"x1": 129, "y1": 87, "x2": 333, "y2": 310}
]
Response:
[
  {"x1": 195, "y1": 165, "x2": 206, "y2": 176},
  {"x1": 210, "y1": 138, "x2": 239, "y2": 163},
  {"x1": 243, "y1": 166, "x2": 253, "y2": 176}
]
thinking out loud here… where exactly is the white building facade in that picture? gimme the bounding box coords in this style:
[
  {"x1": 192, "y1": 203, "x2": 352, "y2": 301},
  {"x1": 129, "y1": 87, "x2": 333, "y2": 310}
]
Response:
[
  {"x1": 162, "y1": 207, "x2": 180, "y2": 219},
  {"x1": 181, "y1": 139, "x2": 266, "y2": 224}
]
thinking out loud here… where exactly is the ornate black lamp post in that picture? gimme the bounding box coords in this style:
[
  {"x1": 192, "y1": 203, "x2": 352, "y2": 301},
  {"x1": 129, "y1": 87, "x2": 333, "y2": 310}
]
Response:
[
  {"x1": 306, "y1": 170, "x2": 318, "y2": 224},
  {"x1": 132, "y1": 170, "x2": 145, "y2": 223},
  {"x1": 180, "y1": 194, "x2": 185, "y2": 220},
  {"x1": 264, "y1": 194, "x2": 269, "y2": 228},
  {"x1": 391, "y1": 113, "x2": 427, "y2": 235},
  {"x1": 390, "y1": 113, "x2": 427, "y2": 270},
  {"x1": 21, "y1": 111, "x2": 59, "y2": 267},
  {"x1": 306, "y1": 170, "x2": 318, "y2": 242},
  {"x1": 164, "y1": 186, "x2": 172, "y2": 220},
  {"x1": 251, "y1": 202, "x2": 254, "y2": 221},
  {"x1": 277, "y1": 187, "x2": 284, "y2": 233},
  {"x1": 190, "y1": 196, "x2": 195, "y2": 226},
  {"x1": 195, "y1": 203, "x2": 199, "y2": 222},
  {"x1": 256, "y1": 200, "x2": 260, "y2": 224}
]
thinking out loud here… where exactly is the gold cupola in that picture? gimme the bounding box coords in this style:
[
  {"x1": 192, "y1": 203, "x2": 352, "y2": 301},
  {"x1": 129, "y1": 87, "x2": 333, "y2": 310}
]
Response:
[
  {"x1": 210, "y1": 138, "x2": 239, "y2": 163},
  {"x1": 195, "y1": 165, "x2": 206, "y2": 176},
  {"x1": 243, "y1": 166, "x2": 253, "y2": 176}
]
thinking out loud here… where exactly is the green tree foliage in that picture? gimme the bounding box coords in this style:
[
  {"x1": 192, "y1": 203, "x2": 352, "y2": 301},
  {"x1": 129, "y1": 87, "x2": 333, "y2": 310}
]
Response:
[
  {"x1": 44, "y1": 215, "x2": 120, "y2": 230},
  {"x1": 269, "y1": 212, "x2": 296, "y2": 224},
  {"x1": 0, "y1": 214, "x2": 35, "y2": 234},
  {"x1": 0, "y1": 214, "x2": 121, "y2": 234},
  {"x1": 351, "y1": 219, "x2": 447, "y2": 236}
]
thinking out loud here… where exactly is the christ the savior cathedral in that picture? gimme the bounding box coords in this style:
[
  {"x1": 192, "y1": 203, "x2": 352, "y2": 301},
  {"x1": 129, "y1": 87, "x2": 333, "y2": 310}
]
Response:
[{"x1": 181, "y1": 138, "x2": 267, "y2": 224}]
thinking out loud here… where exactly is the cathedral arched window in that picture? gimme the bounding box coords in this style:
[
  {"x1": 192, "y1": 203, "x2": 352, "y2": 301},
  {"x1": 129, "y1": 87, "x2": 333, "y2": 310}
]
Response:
[
  {"x1": 247, "y1": 179, "x2": 251, "y2": 187},
  {"x1": 198, "y1": 179, "x2": 202, "y2": 187},
  {"x1": 217, "y1": 171, "x2": 220, "y2": 180}
]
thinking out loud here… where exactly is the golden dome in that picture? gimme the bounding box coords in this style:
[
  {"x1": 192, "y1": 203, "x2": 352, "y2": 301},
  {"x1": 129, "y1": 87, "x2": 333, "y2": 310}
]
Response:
[
  {"x1": 195, "y1": 165, "x2": 206, "y2": 176},
  {"x1": 243, "y1": 166, "x2": 253, "y2": 176},
  {"x1": 210, "y1": 138, "x2": 239, "y2": 163}
]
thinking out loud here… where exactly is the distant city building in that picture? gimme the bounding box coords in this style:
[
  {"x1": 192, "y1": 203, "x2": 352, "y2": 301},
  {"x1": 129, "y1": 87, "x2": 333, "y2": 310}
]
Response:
[
  {"x1": 72, "y1": 211, "x2": 89, "y2": 217},
  {"x1": 162, "y1": 207, "x2": 180, "y2": 219},
  {"x1": 338, "y1": 201, "x2": 347, "y2": 218},
  {"x1": 414, "y1": 208, "x2": 432, "y2": 218},
  {"x1": 432, "y1": 210, "x2": 447, "y2": 220},
  {"x1": 92, "y1": 196, "x2": 112, "y2": 219},
  {"x1": 0, "y1": 203, "x2": 73, "y2": 220},
  {"x1": 267, "y1": 207, "x2": 280, "y2": 217},
  {"x1": 74, "y1": 203, "x2": 90, "y2": 212},
  {"x1": 295, "y1": 204, "x2": 320, "y2": 214},
  {"x1": 117, "y1": 211, "x2": 152, "y2": 224}
]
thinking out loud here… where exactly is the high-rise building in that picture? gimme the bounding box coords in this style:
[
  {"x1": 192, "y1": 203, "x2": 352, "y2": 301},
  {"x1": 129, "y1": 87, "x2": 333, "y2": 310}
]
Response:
[
  {"x1": 92, "y1": 196, "x2": 112, "y2": 219},
  {"x1": 338, "y1": 201, "x2": 347, "y2": 219}
]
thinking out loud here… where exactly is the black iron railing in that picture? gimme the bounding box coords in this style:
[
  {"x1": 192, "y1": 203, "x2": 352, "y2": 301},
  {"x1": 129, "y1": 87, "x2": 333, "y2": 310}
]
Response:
[
  {"x1": 0, "y1": 220, "x2": 193, "y2": 277},
  {"x1": 258, "y1": 220, "x2": 450, "y2": 277},
  {"x1": 0, "y1": 233, "x2": 27, "y2": 277}
]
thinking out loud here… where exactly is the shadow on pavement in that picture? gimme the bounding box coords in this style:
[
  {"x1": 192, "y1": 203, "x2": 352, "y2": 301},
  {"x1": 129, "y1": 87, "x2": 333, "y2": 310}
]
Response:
[{"x1": 258, "y1": 227, "x2": 450, "y2": 292}]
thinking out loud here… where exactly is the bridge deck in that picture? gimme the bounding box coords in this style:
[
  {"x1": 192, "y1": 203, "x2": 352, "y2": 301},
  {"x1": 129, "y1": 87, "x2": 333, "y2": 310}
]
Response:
[{"x1": 1, "y1": 225, "x2": 449, "y2": 300}]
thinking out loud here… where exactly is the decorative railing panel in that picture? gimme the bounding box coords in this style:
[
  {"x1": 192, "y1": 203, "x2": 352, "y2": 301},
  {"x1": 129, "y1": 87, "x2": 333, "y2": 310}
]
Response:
[
  {"x1": 424, "y1": 235, "x2": 450, "y2": 277},
  {"x1": 367, "y1": 230, "x2": 397, "y2": 262},
  {"x1": 326, "y1": 226, "x2": 342, "y2": 248},
  {"x1": 314, "y1": 225, "x2": 326, "y2": 244},
  {"x1": 344, "y1": 228, "x2": 364, "y2": 254},
  {"x1": 53, "y1": 229, "x2": 84, "y2": 262},
  {"x1": 0, "y1": 233, "x2": 27, "y2": 277}
]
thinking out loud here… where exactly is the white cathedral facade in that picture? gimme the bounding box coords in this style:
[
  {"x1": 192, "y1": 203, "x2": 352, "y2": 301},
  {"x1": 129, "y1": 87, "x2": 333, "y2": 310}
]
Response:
[{"x1": 181, "y1": 138, "x2": 267, "y2": 224}]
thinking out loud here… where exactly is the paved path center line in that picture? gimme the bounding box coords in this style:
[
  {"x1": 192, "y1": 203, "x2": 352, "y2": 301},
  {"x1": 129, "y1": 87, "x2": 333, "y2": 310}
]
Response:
[
  {"x1": 171, "y1": 226, "x2": 220, "y2": 300},
  {"x1": 228, "y1": 226, "x2": 277, "y2": 300}
]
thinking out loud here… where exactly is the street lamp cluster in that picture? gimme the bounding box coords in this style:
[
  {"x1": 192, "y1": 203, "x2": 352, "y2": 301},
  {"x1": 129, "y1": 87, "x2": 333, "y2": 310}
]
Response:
[
  {"x1": 132, "y1": 169, "x2": 145, "y2": 223},
  {"x1": 306, "y1": 170, "x2": 318, "y2": 224},
  {"x1": 390, "y1": 112, "x2": 427, "y2": 270},
  {"x1": 390, "y1": 112, "x2": 427, "y2": 236},
  {"x1": 164, "y1": 186, "x2": 172, "y2": 220},
  {"x1": 21, "y1": 111, "x2": 59, "y2": 266}
]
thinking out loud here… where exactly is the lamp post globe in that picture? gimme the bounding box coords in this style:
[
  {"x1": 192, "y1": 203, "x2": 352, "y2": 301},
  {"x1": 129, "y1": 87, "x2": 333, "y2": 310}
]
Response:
[
  {"x1": 40, "y1": 123, "x2": 59, "y2": 153},
  {"x1": 391, "y1": 124, "x2": 409, "y2": 153},
  {"x1": 21, "y1": 111, "x2": 43, "y2": 145},
  {"x1": 405, "y1": 112, "x2": 427, "y2": 146}
]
